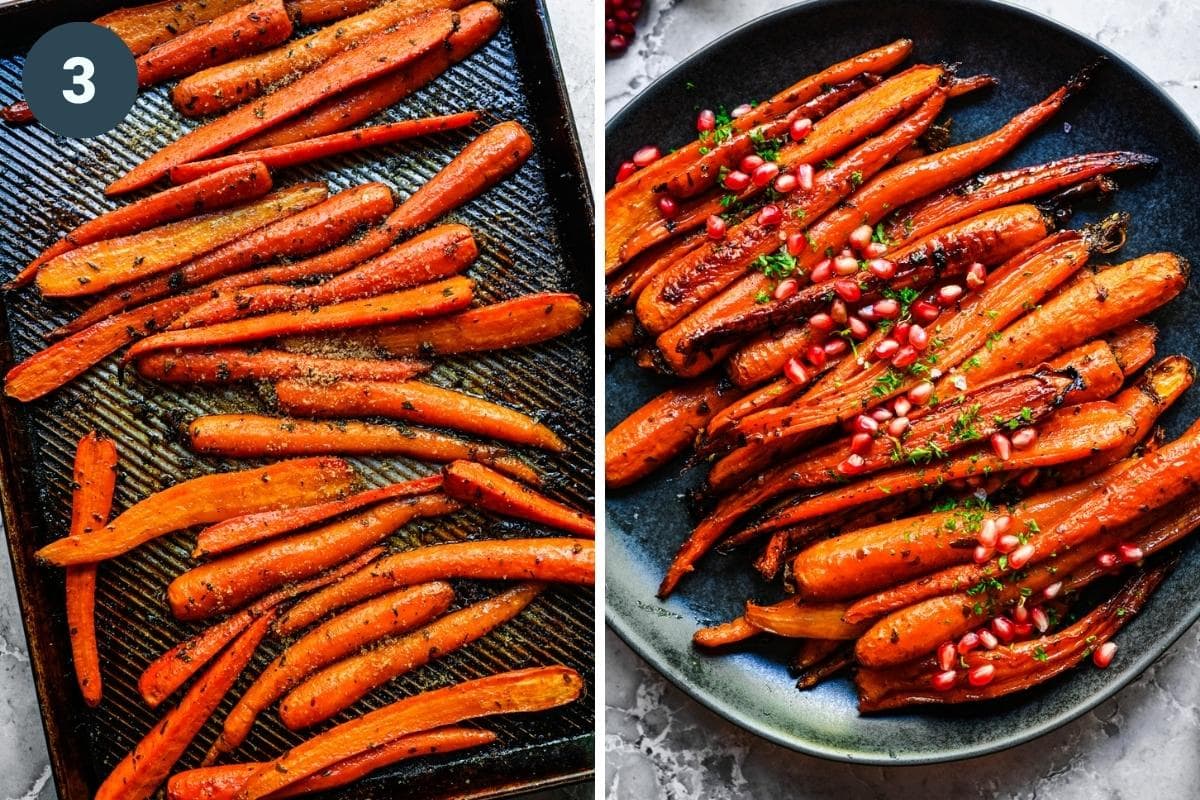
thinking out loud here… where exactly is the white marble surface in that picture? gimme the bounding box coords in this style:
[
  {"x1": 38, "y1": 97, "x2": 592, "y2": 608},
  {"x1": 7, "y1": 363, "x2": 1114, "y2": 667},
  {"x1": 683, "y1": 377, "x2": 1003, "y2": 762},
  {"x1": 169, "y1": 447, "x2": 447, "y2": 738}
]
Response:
[
  {"x1": 605, "y1": 1, "x2": 1200, "y2": 798},
  {"x1": 0, "y1": 2, "x2": 594, "y2": 799}
]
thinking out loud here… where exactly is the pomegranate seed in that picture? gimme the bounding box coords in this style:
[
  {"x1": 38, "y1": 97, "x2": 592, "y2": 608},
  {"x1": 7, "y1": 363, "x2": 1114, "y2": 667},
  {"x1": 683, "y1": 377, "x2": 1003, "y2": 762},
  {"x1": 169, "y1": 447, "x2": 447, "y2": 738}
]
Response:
[
  {"x1": 991, "y1": 433, "x2": 1012, "y2": 461},
  {"x1": 824, "y1": 338, "x2": 848, "y2": 357},
  {"x1": 786, "y1": 231, "x2": 807, "y2": 256},
  {"x1": 908, "y1": 381, "x2": 934, "y2": 404},
  {"x1": 873, "y1": 298, "x2": 900, "y2": 319},
  {"x1": 908, "y1": 324, "x2": 929, "y2": 352},
  {"x1": 865, "y1": 242, "x2": 888, "y2": 258},
  {"x1": 978, "y1": 519, "x2": 998, "y2": 548},
  {"x1": 1118, "y1": 543, "x2": 1144, "y2": 563},
  {"x1": 893, "y1": 322, "x2": 912, "y2": 344},
  {"x1": 1032, "y1": 606, "x2": 1050, "y2": 633},
  {"x1": 772, "y1": 278, "x2": 798, "y2": 301},
  {"x1": 615, "y1": 161, "x2": 638, "y2": 182},
  {"x1": 966, "y1": 262, "x2": 987, "y2": 290},
  {"x1": 1008, "y1": 543, "x2": 1035, "y2": 569},
  {"x1": 858, "y1": 305, "x2": 879, "y2": 323},
  {"x1": 696, "y1": 109, "x2": 716, "y2": 132},
  {"x1": 891, "y1": 346, "x2": 919, "y2": 369},
  {"x1": 853, "y1": 414, "x2": 879, "y2": 434},
  {"x1": 834, "y1": 279, "x2": 861, "y2": 302},
  {"x1": 657, "y1": 196, "x2": 678, "y2": 218},
  {"x1": 874, "y1": 339, "x2": 900, "y2": 360},
  {"x1": 937, "y1": 642, "x2": 957, "y2": 671},
  {"x1": 848, "y1": 316, "x2": 871, "y2": 340},
  {"x1": 774, "y1": 173, "x2": 798, "y2": 193},
  {"x1": 871, "y1": 407, "x2": 894, "y2": 422},
  {"x1": 997, "y1": 534, "x2": 1020, "y2": 554},
  {"x1": 751, "y1": 162, "x2": 780, "y2": 187},
  {"x1": 757, "y1": 204, "x2": 782, "y2": 226},
  {"x1": 706, "y1": 214, "x2": 727, "y2": 240},
  {"x1": 1010, "y1": 428, "x2": 1038, "y2": 450},
  {"x1": 784, "y1": 358, "x2": 809, "y2": 385},
  {"x1": 973, "y1": 544, "x2": 993, "y2": 564},
  {"x1": 789, "y1": 117, "x2": 813, "y2": 141},
  {"x1": 805, "y1": 344, "x2": 827, "y2": 368},
  {"x1": 723, "y1": 170, "x2": 750, "y2": 191},
  {"x1": 810, "y1": 258, "x2": 833, "y2": 283},
  {"x1": 633, "y1": 145, "x2": 660, "y2": 167},
  {"x1": 797, "y1": 163, "x2": 814, "y2": 190},
  {"x1": 608, "y1": 33, "x2": 629, "y2": 52},
  {"x1": 1010, "y1": 603, "x2": 1028, "y2": 625},
  {"x1": 830, "y1": 300, "x2": 848, "y2": 324},
  {"x1": 968, "y1": 664, "x2": 996, "y2": 687},
  {"x1": 833, "y1": 255, "x2": 859, "y2": 276},
  {"x1": 978, "y1": 629, "x2": 999, "y2": 650},
  {"x1": 957, "y1": 632, "x2": 980, "y2": 654},
  {"x1": 867, "y1": 258, "x2": 895, "y2": 279},
  {"x1": 1016, "y1": 469, "x2": 1039, "y2": 489},
  {"x1": 731, "y1": 103, "x2": 753, "y2": 119},
  {"x1": 809, "y1": 312, "x2": 834, "y2": 332},
  {"x1": 850, "y1": 432, "x2": 874, "y2": 456},
  {"x1": 849, "y1": 224, "x2": 874, "y2": 253},
  {"x1": 887, "y1": 416, "x2": 910, "y2": 438},
  {"x1": 1013, "y1": 622, "x2": 1034, "y2": 637},
  {"x1": 992, "y1": 616, "x2": 1015, "y2": 643},
  {"x1": 911, "y1": 300, "x2": 940, "y2": 324},
  {"x1": 932, "y1": 670, "x2": 959, "y2": 691},
  {"x1": 837, "y1": 454, "x2": 866, "y2": 476},
  {"x1": 994, "y1": 516, "x2": 1012, "y2": 535},
  {"x1": 739, "y1": 155, "x2": 763, "y2": 174},
  {"x1": 892, "y1": 396, "x2": 912, "y2": 418},
  {"x1": 1093, "y1": 641, "x2": 1117, "y2": 668},
  {"x1": 1043, "y1": 581, "x2": 1063, "y2": 601},
  {"x1": 937, "y1": 285, "x2": 964, "y2": 306}
]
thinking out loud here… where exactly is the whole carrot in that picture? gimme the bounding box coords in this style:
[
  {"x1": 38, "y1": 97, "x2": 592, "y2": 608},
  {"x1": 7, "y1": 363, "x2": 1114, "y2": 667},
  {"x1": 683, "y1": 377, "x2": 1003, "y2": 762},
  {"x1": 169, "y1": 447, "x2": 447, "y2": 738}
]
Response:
[
  {"x1": 65, "y1": 433, "x2": 117, "y2": 706},
  {"x1": 93, "y1": 611, "x2": 274, "y2": 800},
  {"x1": 218, "y1": 581, "x2": 454, "y2": 750},
  {"x1": 135, "y1": 349, "x2": 430, "y2": 386},
  {"x1": 443, "y1": 460, "x2": 593, "y2": 536}
]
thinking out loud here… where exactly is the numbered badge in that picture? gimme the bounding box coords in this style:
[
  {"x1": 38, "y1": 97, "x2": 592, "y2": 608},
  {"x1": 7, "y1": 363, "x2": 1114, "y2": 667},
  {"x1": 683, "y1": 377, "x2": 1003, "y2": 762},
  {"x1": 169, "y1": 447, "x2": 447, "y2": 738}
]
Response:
[{"x1": 22, "y1": 22, "x2": 137, "y2": 138}]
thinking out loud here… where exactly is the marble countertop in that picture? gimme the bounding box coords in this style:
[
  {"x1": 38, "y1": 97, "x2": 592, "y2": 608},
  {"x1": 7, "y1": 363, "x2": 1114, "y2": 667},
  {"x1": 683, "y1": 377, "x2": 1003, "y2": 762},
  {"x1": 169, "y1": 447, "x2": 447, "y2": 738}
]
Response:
[
  {"x1": 605, "y1": 1, "x2": 1200, "y2": 798},
  {"x1": 0, "y1": 2, "x2": 593, "y2": 798}
]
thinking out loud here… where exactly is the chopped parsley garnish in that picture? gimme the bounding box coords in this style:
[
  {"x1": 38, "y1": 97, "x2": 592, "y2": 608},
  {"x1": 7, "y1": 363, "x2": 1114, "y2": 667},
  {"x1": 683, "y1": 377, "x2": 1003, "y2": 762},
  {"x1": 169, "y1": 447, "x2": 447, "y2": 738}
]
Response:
[
  {"x1": 754, "y1": 290, "x2": 771, "y2": 304},
  {"x1": 754, "y1": 247, "x2": 798, "y2": 279},
  {"x1": 749, "y1": 128, "x2": 784, "y2": 162},
  {"x1": 871, "y1": 368, "x2": 904, "y2": 399},
  {"x1": 850, "y1": 170, "x2": 864, "y2": 186},
  {"x1": 1033, "y1": 646, "x2": 1049, "y2": 662},
  {"x1": 949, "y1": 403, "x2": 983, "y2": 443}
]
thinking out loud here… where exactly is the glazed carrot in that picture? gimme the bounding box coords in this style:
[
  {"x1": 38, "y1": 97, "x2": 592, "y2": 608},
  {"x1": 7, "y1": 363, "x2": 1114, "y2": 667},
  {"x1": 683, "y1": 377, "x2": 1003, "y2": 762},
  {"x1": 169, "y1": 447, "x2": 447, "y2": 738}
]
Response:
[
  {"x1": 726, "y1": 326, "x2": 817, "y2": 388},
  {"x1": 605, "y1": 378, "x2": 737, "y2": 488},
  {"x1": 9, "y1": 162, "x2": 272, "y2": 289},
  {"x1": 173, "y1": 1, "x2": 467, "y2": 116},
  {"x1": 606, "y1": 232, "x2": 705, "y2": 309},
  {"x1": 605, "y1": 313, "x2": 640, "y2": 350},
  {"x1": 64, "y1": 433, "x2": 117, "y2": 707},
  {"x1": 692, "y1": 617, "x2": 761, "y2": 649},
  {"x1": 139, "y1": 548, "x2": 384, "y2": 707},
  {"x1": 126, "y1": 277, "x2": 473, "y2": 359},
  {"x1": 243, "y1": 666, "x2": 582, "y2": 798},
  {"x1": 194, "y1": 476, "x2": 441, "y2": 557},
  {"x1": 443, "y1": 460, "x2": 593, "y2": 536},
  {"x1": 276, "y1": 379, "x2": 564, "y2": 451},
  {"x1": 280, "y1": 583, "x2": 543, "y2": 728},
  {"x1": 1106, "y1": 323, "x2": 1159, "y2": 375},
  {"x1": 93, "y1": 612, "x2": 273, "y2": 800},
  {"x1": 239, "y1": 1, "x2": 501, "y2": 149},
  {"x1": 111, "y1": 10, "x2": 455, "y2": 194},
  {"x1": 168, "y1": 494, "x2": 458, "y2": 620},
  {"x1": 376, "y1": 293, "x2": 587, "y2": 356},
  {"x1": 171, "y1": 224, "x2": 477, "y2": 329},
  {"x1": 277, "y1": 538, "x2": 594, "y2": 634},
  {"x1": 218, "y1": 581, "x2": 454, "y2": 749},
  {"x1": 4, "y1": 296, "x2": 194, "y2": 402},
  {"x1": 37, "y1": 185, "x2": 327, "y2": 297},
  {"x1": 742, "y1": 600, "x2": 867, "y2": 640},
  {"x1": 136, "y1": 0, "x2": 293, "y2": 87},
  {"x1": 136, "y1": 349, "x2": 429, "y2": 386},
  {"x1": 166, "y1": 727, "x2": 496, "y2": 800},
  {"x1": 37, "y1": 457, "x2": 354, "y2": 567},
  {"x1": 95, "y1": 0, "x2": 247, "y2": 56}
]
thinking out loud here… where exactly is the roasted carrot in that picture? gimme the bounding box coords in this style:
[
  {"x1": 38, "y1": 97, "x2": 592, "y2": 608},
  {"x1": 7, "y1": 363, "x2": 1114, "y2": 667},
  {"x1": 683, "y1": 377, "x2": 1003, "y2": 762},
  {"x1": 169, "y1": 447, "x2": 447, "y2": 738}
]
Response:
[
  {"x1": 242, "y1": 666, "x2": 583, "y2": 798},
  {"x1": 1106, "y1": 323, "x2": 1159, "y2": 375},
  {"x1": 167, "y1": 727, "x2": 496, "y2": 800},
  {"x1": 286, "y1": 0, "x2": 386, "y2": 24},
  {"x1": 136, "y1": 0, "x2": 293, "y2": 87},
  {"x1": 136, "y1": 349, "x2": 429, "y2": 386},
  {"x1": 277, "y1": 538, "x2": 594, "y2": 634},
  {"x1": 37, "y1": 184, "x2": 327, "y2": 297},
  {"x1": 139, "y1": 547, "x2": 384, "y2": 707},
  {"x1": 443, "y1": 460, "x2": 593, "y2": 536},
  {"x1": 64, "y1": 433, "x2": 117, "y2": 707},
  {"x1": 95, "y1": 0, "x2": 247, "y2": 56},
  {"x1": 238, "y1": 1, "x2": 501, "y2": 149},
  {"x1": 376, "y1": 293, "x2": 588, "y2": 356},
  {"x1": 194, "y1": 477, "x2": 440, "y2": 557},
  {"x1": 173, "y1": 1, "x2": 467, "y2": 116},
  {"x1": 605, "y1": 313, "x2": 641, "y2": 350},
  {"x1": 218, "y1": 581, "x2": 454, "y2": 750},
  {"x1": 742, "y1": 600, "x2": 867, "y2": 640},
  {"x1": 93, "y1": 612, "x2": 273, "y2": 800},
  {"x1": 606, "y1": 232, "x2": 706, "y2": 310},
  {"x1": 692, "y1": 617, "x2": 761, "y2": 649},
  {"x1": 127, "y1": 277, "x2": 473, "y2": 359},
  {"x1": 9, "y1": 162, "x2": 272, "y2": 289},
  {"x1": 168, "y1": 494, "x2": 458, "y2": 620},
  {"x1": 280, "y1": 583, "x2": 543, "y2": 728},
  {"x1": 37, "y1": 457, "x2": 354, "y2": 567},
  {"x1": 726, "y1": 326, "x2": 817, "y2": 388},
  {"x1": 170, "y1": 111, "x2": 480, "y2": 183},
  {"x1": 111, "y1": 10, "x2": 455, "y2": 194},
  {"x1": 605, "y1": 378, "x2": 737, "y2": 488}
]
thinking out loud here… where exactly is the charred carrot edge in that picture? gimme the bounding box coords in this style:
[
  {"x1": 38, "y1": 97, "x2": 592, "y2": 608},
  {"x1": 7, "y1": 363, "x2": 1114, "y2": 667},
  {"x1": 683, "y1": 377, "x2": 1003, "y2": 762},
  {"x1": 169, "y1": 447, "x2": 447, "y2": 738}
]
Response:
[
  {"x1": 54, "y1": 183, "x2": 391, "y2": 336},
  {"x1": 136, "y1": 0, "x2": 293, "y2": 87},
  {"x1": 376, "y1": 293, "x2": 588, "y2": 356},
  {"x1": 111, "y1": 10, "x2": 455, "y2": 194},
  {"x1": 37, "y1": 457, "x2": 355, "y2": 567},
  {"x1": 280, "y1": 583, "x2": 544, "y2": 728},
  {"x1": 194, "y1": 476, "x2": 442, "y2": 557},
  {"x1": 126, "y1": 277, "x2": 473, "y2": 360},
  {"x1": 168, "y1": 494, "x2": 458, "y2": 620},
  {"x1": 136, "y1": 349, "x2": 429, "y2": 386},
  {"x1": 276, "y1": 538, "x2": 595, "y2": 634},
  {"x1": 139, "y1": 547, "x2": 384, "y2": 709},
  {"x1": 93, "y1": 611, "x2": 274, "y2": 800},
  {"x1": 239, "y1": 1, "x2": 501, "y2": 149},
  {"x1": 37, "y1": 184, "x2": 328, "y2": 297},
  {"x1": 241, "y1": 666, "x2": 583, "y2": 798},
  {"x1": 218, "y1": 581, "x2": 455, "y2": 750},
  {"x1": 742, "y1": 600, "x2": 867, "y2": 640},
  {"x1": 166, "y1": 727, "x2": 496, "y2": 800},
  {"x1": 443, "y1": 460, "x2": 593, "y2": 536},
  {"x1": 8, "y1": 162, "x2": 272, "y2": 290},
  {"x1": 95, "y1": 0, "x2": 247, "y2": 56},
  {"x1": 173, "y1": 1, "x2": 467, "y2": 117},
  {"x1": 692, "y1": 617, "x2": 761, "y2": 649},
  {"x1": 170, "y1": 111, "x2": 480, "y2": 183},
  {"x1": 64, "y1": 433, "x2": 117, "y2": 707},
  {"x1": 276, "y1": 379, "x2": 564, "y2": 451}
]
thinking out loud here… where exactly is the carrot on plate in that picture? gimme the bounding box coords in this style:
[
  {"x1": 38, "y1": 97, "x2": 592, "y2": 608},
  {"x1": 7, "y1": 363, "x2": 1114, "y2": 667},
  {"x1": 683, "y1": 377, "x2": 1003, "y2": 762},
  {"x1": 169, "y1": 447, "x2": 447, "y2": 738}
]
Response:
[{"x1": 443, "y1": 460, "x2": 593, "y2": 536}]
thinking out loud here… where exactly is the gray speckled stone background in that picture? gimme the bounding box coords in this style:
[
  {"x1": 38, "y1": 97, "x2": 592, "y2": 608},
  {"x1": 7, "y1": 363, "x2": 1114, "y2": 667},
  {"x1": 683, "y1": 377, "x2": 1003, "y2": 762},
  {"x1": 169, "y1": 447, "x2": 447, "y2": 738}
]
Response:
[
  {"x1": 605, "y1": 1, "x2": 1200, "y2": 798},
  {"x1": 0, "y1": 1, "x2": 593, "y2": 798}
]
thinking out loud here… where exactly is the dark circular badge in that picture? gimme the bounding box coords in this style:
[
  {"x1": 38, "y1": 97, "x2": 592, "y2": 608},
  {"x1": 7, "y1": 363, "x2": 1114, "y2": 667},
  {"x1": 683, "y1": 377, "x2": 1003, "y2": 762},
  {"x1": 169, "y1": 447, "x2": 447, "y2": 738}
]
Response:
[{"x1": 22, "y1": 22, "x2": 137, "y2": 138}]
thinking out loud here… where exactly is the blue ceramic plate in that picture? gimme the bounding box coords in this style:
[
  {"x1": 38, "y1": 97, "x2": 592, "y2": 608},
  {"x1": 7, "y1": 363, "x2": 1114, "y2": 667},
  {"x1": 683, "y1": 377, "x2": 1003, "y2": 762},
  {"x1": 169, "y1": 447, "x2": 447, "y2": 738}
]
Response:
[{"x1": 605, "y1": 0, "x2": 1200, "y2": 764}]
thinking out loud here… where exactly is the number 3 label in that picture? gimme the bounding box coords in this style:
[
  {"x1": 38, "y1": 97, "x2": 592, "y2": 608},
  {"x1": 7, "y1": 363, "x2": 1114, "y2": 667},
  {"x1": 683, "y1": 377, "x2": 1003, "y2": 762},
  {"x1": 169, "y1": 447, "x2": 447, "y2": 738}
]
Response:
[{"x1": 61, "y1": 56, "x2": 96, "y2": 105}]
